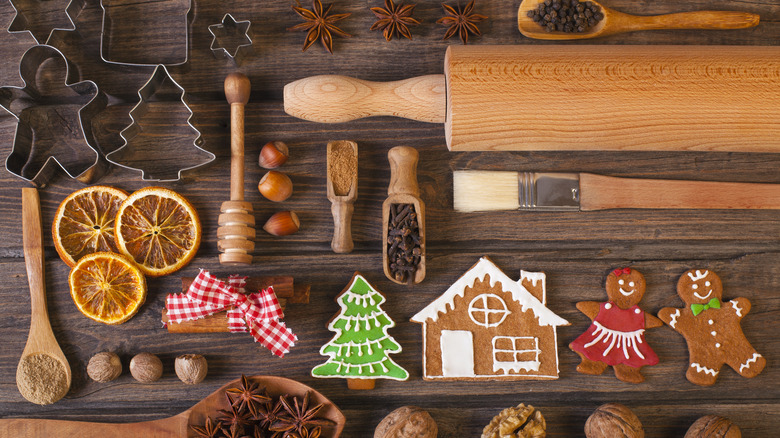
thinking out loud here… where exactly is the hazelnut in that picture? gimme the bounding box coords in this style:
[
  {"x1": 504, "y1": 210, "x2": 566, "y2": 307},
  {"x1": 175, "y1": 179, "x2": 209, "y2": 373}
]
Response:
[
  {"x1": 258, "y1": 171, "x2": 293, "y2": 202},
  {"x1": 374, "y1": 406, "x2": 437, "y2": 438},
  {"x1": 263, "y1": 211, "x2": 300, "y2": 236},
  {"x1": 129, "y1": 352, "x2": 163, "y2": 383},
  {"x1": 684, "y1": 416, "x2": 741, "y2": 438},
  {"x1": 175, "y1": 354, "x2": 208, "y2": 385},
  {"x1": 585, "y1": 403, "x2": 643, "y2": 438},
  {"x1": 258, "y1": 141, "x2": 289, "y2": 169},
  {"x1": 86, "y1": 352, "x2": 122, "y2": 383},
  {"x1": 482, "y1": 403, "x2": 546, "y2": 438}
]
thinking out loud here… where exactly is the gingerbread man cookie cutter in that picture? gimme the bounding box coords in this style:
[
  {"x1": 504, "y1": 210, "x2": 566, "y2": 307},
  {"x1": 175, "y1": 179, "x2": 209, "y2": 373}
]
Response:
[
  {"x1": 1, "y1": 44, "x2": 108, "y2": 187},
  {"x1": 208, "y1": 14, "x2": 253, "y2": 63},
  {"x1": 7, "y1": 0, "x2": 84, "y2": 44}
]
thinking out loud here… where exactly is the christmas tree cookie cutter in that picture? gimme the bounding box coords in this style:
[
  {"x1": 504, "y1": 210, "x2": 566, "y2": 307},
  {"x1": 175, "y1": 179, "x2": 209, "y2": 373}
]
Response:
[
  {"x1": 7, "y1": 0, "x2": 85, "y2": 44},
  {"x1": 208, "y1": 14, "x2": 253, "y2": 62},
  {"x1": 312, "y1": 272, "x2": 409, "y2": 390},
  {"x1": 105, "y1": 64, "x2": 214, "y2": 181},
  {"x1": 1, "y1": 44, "x2": 108, "y2": 187}
]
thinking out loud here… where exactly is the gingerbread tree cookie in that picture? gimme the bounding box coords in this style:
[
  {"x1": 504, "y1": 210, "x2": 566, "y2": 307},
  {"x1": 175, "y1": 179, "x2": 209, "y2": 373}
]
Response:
[
  {"x1": 658, "y1": 269, "x2": 766, "y2": 386},
  {"x1": 312, "y1": 272, "x2": 408, "y2": 389},
  {"x1": 570, "y1": 268, "x2": 662, "y2": 384}
]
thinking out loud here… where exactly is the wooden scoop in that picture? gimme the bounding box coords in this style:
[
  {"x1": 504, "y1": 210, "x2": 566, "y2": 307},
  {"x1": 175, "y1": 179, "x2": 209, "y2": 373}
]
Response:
[
  {"x1": 218, "y1": 73, "x2": 255, "y2": 265},
  {"x1": 382, "y1": 146, "x2": 425, "y2": 285},
  {"x1": 327, "y1": 140, "x2": 358, "y2": 253},
  {"x1": 0, "y1": 375, "x2": 346, "y2": 436},
  {"x1": 16, "y1": 188, "x2": 72, "y2": 405},
  {"x1": 517, "y1": 0, "x2": 759, "y2": 40}
]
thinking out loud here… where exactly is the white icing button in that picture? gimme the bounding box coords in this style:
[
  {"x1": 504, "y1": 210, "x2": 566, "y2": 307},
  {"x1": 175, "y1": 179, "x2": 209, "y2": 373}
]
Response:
[
  {"x1": 716, "y1": 343, "x2": 721, "y2": 348},
  {"x1": 605, "y1": 303, "x2": 612, "y2": 309},
  {"x1": 634, "y1": 308, "x2": 641, "y2": 314},
  {"x1": 711, "y1": 331, "x2": 717, "y2": 336},
  {"x1": 705, "y1": 281, "x2": 711, "y2": 286},
  {"x1": 709, "y1": 320, "x2": 714, "y2": 325}
]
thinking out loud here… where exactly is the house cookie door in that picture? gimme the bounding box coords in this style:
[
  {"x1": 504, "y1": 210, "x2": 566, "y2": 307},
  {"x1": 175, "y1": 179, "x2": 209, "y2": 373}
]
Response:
[{"x1": 441, "y1": 330, "x2": 475, "y2": 377}]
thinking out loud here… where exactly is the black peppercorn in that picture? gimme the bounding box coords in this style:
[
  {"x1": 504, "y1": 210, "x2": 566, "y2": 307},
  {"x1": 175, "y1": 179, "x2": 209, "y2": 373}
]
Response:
[{"x1": 529, "y1": 0, "x2": 603, "y2": 33}]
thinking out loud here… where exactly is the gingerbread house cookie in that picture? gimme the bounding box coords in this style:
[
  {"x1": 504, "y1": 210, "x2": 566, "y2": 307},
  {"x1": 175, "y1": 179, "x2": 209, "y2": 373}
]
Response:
[{"x1": 411, "y1": 257, "x2": 569, "y2": 380}]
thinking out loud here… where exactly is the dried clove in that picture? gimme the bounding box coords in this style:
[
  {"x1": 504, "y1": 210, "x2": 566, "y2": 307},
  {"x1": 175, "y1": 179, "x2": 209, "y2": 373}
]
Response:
[{"x1": 387, "y1": 203, "x2": 421, "y2": 284}]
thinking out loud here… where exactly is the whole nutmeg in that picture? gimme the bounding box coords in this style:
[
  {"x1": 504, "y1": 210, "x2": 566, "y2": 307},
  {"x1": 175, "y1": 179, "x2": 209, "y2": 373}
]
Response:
[
  {"x1": 374, "y1": 406, "x2": 437, "y2": 438},
  {"x1": 87, "y1": 352, "x2": 122, "y2": 383},
  {"x1": 258, "y1": 171, "x2": 293, "y2": 202},
  {"x1": 684, "y1": 416, "x2": 741, "y2": 438},
  {"x1": 175, "y1": 354, "x2": 208, "y2": 385},
  {"x1": 258, "y1": 141, "x2": 289, "y2": 169},
  {"x1": 263, "y1": 211, "x2": 300, "y2": 236},
  {"x1": 482, "y1": 403, "x2": 546, "y2": 438},
  {"x1": 129, "y1": 352, "x2": 163, "y2": 383},
  {"x1": 585, "y1": 403, "x2": 644, "y2": 438}
]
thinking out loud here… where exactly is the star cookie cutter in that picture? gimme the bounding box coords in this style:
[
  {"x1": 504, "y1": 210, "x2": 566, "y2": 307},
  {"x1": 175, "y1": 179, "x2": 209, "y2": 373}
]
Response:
[
  {"x1": 105, "y1": 65, "x2": 215, "y2": 181},
  {"x1": 208, "y1": 14, "x2": 253, "y2": 62},
  {"x1": 0, "y1": 45, "x2": 108, "y2": 187},
  {"x1": 7, "y1": 0, "x2": 85, "y2": 44}
]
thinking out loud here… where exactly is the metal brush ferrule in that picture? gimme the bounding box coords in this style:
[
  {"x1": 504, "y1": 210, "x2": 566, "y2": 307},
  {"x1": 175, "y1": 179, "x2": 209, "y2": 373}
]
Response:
[{"x1": 518, "y1": 172, "x2": 581, "y2": 211}]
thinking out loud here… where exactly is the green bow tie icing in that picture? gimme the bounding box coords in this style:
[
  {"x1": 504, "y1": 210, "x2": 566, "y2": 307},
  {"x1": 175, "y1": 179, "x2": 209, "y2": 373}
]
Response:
[{"x1": 691, "y1": 298, "x2": 721, "y2": 316}]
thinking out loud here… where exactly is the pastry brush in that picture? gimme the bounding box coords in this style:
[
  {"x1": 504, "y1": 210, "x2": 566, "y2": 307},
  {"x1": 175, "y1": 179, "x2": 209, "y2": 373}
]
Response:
[{"x1": 453, "y1": 171, "x2": 780, "y2": 212}]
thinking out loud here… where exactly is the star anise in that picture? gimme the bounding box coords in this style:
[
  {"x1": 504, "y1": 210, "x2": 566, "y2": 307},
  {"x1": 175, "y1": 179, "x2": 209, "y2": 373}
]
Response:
[
  {"x1": 437, "y1": 0, "x2": 487, "y2": 45},
  {"x1": 190, "y1": 416, "x2": 222, "y2": 438},
  {"x1": 289, "y1": 0, "x2": 351, "y2": 54},
  {"x1": 269, "y1": 392, "x2": 335, "y2": 436},
  {"x1": 254, "y1": 397, "x2": 285, "y2": 429},
  {"x1": 226, "y1": 375, "x2": 271, "y2": 418},
  {"x1": 217, "y1": 393, "x2": 253, "y2": 433},
  {"x1": 370, "y1": 0, "x2": 420, "y2": 41},
  {"x1": 222, "y1": 423, "x2": 251, "y2": 438}
]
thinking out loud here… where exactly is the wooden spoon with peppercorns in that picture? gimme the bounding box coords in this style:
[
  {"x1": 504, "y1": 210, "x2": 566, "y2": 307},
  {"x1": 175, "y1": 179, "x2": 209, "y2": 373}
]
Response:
[
  {"x1": 0, "y1": 375, "x2": 346, "y2": 437},
  {"x1": 518, "y1": 0, "x2": 759, "y2": 40}
]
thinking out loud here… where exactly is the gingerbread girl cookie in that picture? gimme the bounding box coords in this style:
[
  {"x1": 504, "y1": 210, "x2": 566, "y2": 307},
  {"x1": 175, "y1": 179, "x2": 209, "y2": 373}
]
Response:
[
  {"x1": 570, "y1": 268, "x2": 662, "y2": 383},
  {"x1": 658, "y1": 269, "x2": 765, "y2": 386}
]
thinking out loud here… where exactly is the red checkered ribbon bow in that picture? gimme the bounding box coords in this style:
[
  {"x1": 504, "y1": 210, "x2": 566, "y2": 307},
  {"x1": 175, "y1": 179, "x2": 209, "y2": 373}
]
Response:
[{"x1": 165, "y1": 270, "x2": 297, "y2": 357}]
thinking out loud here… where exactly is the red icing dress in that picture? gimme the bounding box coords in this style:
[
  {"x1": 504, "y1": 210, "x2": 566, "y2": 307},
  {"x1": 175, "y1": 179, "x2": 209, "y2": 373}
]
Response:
[{"x1": 570, "y1": 302, "x2": 659, "y2": 368}]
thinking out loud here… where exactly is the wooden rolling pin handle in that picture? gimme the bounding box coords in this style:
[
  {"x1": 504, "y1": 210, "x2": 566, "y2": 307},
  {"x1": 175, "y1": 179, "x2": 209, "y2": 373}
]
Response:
[
  {"x1": 388, "y1": 146, "x2": 420, "y2": 198},
  {"x1": 330, "y1": 201, "x2": 355, "y2": 253},
  {"x1": 0, "y1": 418, "x2": 185, "y2": 437},
  {"x1": 225, "y1": 73, "x2": 251, "y2": 201},
  {"x1": 283, "y1": 74, "x2": 446, "y2": 124},
  {"x1": 630, "y1": 11, "x2": 759, "y2": 31}
]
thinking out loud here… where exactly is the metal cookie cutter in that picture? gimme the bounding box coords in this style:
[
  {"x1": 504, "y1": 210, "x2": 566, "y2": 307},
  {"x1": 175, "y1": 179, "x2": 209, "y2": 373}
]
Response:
[
  {"x1": 7, "y1": 0, "x2": 84, "y2": 44},
  {"x1": 0, "y1": 45, "x2": 108, "y2": 187},
  {"x1": 99, "y1": 0, "x2": 192, "y2": 66},
  {"x1": 208, "y1": 14, "x2": 253, "y2": 62},
  {"x1": 105, "y1": 65, "x2": 214, "y2": 181}
]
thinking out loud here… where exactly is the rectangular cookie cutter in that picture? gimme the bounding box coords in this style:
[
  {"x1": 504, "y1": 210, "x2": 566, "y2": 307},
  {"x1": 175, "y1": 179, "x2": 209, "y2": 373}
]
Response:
[
  {"x1": 0, "y1": 44, "x2": 108, "y2": 187},
  {"x1": 105, "y1": 64, "x2": 214, "y2": 181}
]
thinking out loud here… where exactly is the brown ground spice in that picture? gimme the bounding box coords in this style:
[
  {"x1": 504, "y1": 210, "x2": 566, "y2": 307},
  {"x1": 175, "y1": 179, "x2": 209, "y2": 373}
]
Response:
[
  {"x1": 328, "y1": 142, "x2": 356, "y2": 196},
  {"x1": 17, "y1": 352, "x2": 69, "y2": 405}
]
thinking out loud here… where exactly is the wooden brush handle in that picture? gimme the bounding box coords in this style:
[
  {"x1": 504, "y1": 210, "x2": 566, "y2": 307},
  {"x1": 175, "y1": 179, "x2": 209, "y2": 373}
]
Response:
[
  {"x1": 626, "y1": 11, "x2": 759, "y2": 31},
  {"x1": 388, "y1": 146, "x2": 420, "y2": 197},
  {"x1": 284, "y1": 75, "x2": 446, "y2": 123},
  {"x1": 579, "y1": 173, "x2": 780, "y2": 211},
  {"x1": 330, "y1": 200, "x2": 354, "y2": 253},
  {"x1": 225, "y1": 73, "x2": 251, "y2": 201}
]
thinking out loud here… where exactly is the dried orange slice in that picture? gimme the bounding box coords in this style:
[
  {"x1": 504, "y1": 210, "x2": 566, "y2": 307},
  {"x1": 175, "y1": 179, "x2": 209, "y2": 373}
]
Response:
[
  {"x1": 114, "y1": 187, "x2": 201, "y2": 277},
  {"x1": 69, "y1": 252, "x2": 146, "y2": 324},
  {"x1": 52, "y1": 186, "x2": 128, "y2": 267}
]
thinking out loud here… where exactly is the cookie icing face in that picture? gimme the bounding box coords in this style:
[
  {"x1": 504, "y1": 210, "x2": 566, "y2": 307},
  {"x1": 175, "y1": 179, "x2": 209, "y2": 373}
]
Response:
[
  {"x1": 605, "y1": 268, "x2": 646, "y2": 309},
  {"x1": 677, "y1": 269, "x2": 723, "y2": 305}
]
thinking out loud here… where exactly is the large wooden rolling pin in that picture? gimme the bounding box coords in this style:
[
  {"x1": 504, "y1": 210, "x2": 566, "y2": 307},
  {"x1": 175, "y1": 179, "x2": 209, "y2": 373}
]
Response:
[{"x1": 284, "y1": 45, "x2": 780, "y2": 152}]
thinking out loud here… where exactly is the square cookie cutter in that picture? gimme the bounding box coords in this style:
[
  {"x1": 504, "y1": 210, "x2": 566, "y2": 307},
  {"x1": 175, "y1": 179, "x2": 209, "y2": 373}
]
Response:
[
  {"x1": 99, "y1": 0, "x2": 192, "y2": 66},
  {"x1": 0, "y1": 44, "x2": 108, "y2": 187},
  {"x1": 105, "y1": 64, "x2": 214, "y2": 181},
  {"x1": 208, "y1": 14, "x2": 253, "y2": 62},
  {"x1": 7, "y1": 0, "x2": 84, "y2": 44}
]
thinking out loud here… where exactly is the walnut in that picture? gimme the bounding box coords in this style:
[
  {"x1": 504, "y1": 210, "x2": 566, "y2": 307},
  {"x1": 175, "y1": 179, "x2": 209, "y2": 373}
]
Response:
[
  {"x1": 482, "y1": 403, "x2": 546, "y2": 438},
  {"x1": 684, "y1": 416, "x2": 741, "y2": 438},
  {"x1": 129, "y1": 352, "x2": 163, "y2": 383},
  {"x1": 175, "y1": 354, "x2": 208, "y2": 384},
  {"x1": 374, "y1": 406, "x2": 437, "y2": 438},
  {"x1": 87, "y1": 352, "x2": 122, "y2": 383},
  {"x1": 585, "y1": 403, "x2": 644, "y2": 438}
]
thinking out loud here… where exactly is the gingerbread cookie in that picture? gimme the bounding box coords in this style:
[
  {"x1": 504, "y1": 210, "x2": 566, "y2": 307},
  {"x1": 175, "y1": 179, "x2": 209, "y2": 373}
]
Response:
[
  {"x1": 658, "y1": 269, "x2": 765, "y2": 386},
  {"x1": 569, "y1": 268, "x2": 662, "y2": 384},
  {"x1": 411, "y1": 257, "x2": 569, "y2": 381}
]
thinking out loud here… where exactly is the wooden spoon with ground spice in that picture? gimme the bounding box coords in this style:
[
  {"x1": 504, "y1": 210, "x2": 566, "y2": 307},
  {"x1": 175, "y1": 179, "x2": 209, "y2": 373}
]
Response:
[
  {"x1": 16, "y1": 188, "x2": 71, "y2": 405},
  {"x1": 326, "y1": 140, "x2": 358, "y2": 253}
]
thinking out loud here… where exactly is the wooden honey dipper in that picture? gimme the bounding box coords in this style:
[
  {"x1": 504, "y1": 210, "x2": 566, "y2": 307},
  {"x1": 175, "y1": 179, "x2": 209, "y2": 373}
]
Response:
[{"x1": 218, "y1": 73, "x2": 255, "y2": 265}]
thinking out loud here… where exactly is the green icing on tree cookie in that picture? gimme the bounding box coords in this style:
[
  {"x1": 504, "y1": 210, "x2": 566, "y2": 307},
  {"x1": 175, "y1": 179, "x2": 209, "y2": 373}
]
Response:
[{"x1": 312, "y1": 273, "x2": 409, "y2": 381}]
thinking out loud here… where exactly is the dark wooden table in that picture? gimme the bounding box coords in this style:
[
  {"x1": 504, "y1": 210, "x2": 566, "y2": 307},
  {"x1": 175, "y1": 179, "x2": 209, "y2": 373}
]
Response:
[{"x1": 0, "y1": 0, "x2": 778, "y2": 436}]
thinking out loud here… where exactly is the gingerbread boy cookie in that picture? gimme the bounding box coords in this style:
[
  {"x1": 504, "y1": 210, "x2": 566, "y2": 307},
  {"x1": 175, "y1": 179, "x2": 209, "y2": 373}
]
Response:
[
  {"x1": 570, "y1": 268, "x2": 662, "y2": 384},
  {"x1": 658, "y1": 269, "x2": 765, "y2": 386}
]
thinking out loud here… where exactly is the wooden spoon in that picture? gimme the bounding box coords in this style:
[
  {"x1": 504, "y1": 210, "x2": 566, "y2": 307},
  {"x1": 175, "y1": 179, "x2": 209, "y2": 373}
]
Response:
[
  {"x1": 517, "y1": 0, "x2": 759, "y2": 40},
  {"x1": 382, "y1": 146, "x2": 425, "y2": 285},
  {"x1": 0, "y1": 375, "x2": 346, "y2": 437},
  {"x1": 327, "y1": 140, "x2": 358, "y2": 254},
  {"x1": 16, "y1": 187, "x2": 72, "y2": 405}
]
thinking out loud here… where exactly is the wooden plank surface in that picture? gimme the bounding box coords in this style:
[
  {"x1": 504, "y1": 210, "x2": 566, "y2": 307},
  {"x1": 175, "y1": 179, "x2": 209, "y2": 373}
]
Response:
[{"x1": 0, "y1": 0, "x2": 778, "y2": 436}]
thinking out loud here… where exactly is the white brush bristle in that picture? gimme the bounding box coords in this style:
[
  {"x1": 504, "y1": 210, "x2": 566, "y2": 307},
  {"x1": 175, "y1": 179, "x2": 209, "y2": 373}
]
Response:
[{"x1": 453, "y1": 171, "x2": 519, "y2": 212}]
